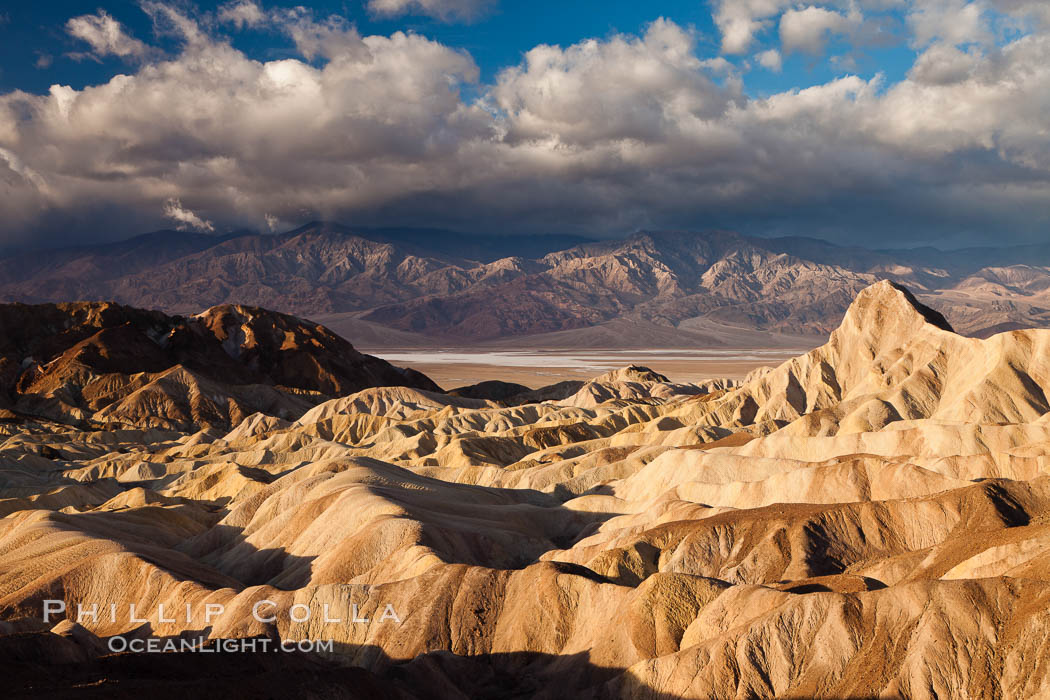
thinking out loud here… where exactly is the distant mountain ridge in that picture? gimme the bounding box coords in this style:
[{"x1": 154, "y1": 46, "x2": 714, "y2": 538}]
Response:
[{"x1": 3, "y1": 223, "x2": 1049, "y2": 346}]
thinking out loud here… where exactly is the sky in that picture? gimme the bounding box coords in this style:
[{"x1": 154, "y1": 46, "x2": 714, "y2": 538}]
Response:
[{"x1": 0, "y1": 1, "x2": 1048, "y2": 249}]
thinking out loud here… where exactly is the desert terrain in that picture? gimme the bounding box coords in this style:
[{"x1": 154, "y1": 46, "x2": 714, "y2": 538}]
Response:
[
  {"x1": 6, "y1": 0, "x2": 1050, "y2": 694},
  {"x1": 0, "y1": 280, "x2": 1049, "y2": 697}
]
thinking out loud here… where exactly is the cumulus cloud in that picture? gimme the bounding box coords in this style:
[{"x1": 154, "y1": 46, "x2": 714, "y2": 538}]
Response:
[
  {"x1": 907, "y1": 0, "x2": 990, "y2": 47},
  {"x1": 216, "y1": 2, "x2": 366, "y2": 60},
  {"x1": 713, "y1": 0, "x2": 792, "y2": 54},
  {"x1": 780, "y1": 5, "x2": 862, "y2": 54},
  {"x1": 756, "y1": 48, "x2": 783, "y2": 71},
  {"x1": 492, "y1": 20, "x2": 735, "y2": 146},
  {"x1": 711, "y1": 1, "x2": 943, "y2": 57},
  {"x1": 0, "y1": 5, "x2": 488, "y2": 244},
  {"x1": 164, "y1": 198, "x2": 214, "y2": 232},
  {"x1": 66, "y1": 10, "x2": 150, "y2": 59},
  {"x1": 218, "y1": 0, "x2": 267, "y2": 29},
  {"x1": 699, "y1": 56, "x2": 735, "y2": 74},
  {"x1": 908, "y1": 42, "x2": 980, "y2": 83},
  {"x1": 991, "y1": 0, "x2": 1050, "y2": 27},
  {"x1": 367, "y1": 0, "x2": 492, "y2": 23},
  {"x1": 271, "y1": 8, "x2": 368, "y2": 61},
  {"x1": 1, "y1": 4, "x2": 1050, "y2": 246},
  {"x1": 141, "y1": 1, "x2": 209, "y2": 47}
]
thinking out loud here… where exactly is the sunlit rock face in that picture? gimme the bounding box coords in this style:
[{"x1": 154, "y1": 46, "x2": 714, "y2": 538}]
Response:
[{"x1": 3, "y1": 281, "x2": 1050, "y2": 698}]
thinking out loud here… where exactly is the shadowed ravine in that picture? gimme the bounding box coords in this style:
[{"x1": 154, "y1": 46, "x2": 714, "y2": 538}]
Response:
[{"x1": 5, "y1": 642, "x2": 905, "y2": 699}]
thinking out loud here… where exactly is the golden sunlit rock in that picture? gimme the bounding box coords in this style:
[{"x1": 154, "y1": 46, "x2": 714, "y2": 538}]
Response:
[{"x1": 2, "y1": 281, "x2": 1050, "y2": 697}]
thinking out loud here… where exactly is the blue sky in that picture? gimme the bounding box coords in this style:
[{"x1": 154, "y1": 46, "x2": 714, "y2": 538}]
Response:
[
  {"x1": 1, "y1": 1, "x2": 1049, "y2": 248},
  {"x1": 2, "y1": 1, "x2": 918, "y2": 96}
]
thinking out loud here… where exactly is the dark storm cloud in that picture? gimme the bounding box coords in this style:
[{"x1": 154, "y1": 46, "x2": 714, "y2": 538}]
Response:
[{"x1": 1, "y1": 1, "x2": 1049, "y2": 248}]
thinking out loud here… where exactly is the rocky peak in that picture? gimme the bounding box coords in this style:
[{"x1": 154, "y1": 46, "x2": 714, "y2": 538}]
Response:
[{"x1": 836, "y1": 280, "x2": 954, "y2": 340}]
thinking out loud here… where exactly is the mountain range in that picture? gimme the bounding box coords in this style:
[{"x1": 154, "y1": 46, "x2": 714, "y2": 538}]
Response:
[{"x1": 4, "y1": 222, "x2": 1050, "y2": 346}]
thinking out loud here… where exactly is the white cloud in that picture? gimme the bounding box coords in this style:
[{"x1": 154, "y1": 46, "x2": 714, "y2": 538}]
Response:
[
  {"x1": 712, "y1": 1, "x2": 986, "y2": 57},
  {"x1": 0, "y1": 6, "x2": 487, "y2": 243},
  {"x1": 907, "y1": 0, "x2": 990, "y2": 47},
  {"x1": 367, "y1": 0, "x2": 491, "y2": 23},
  {"x1": 216, "y1": 2, "x2": 366, "y2": 61},
  {"x1": 756, "y1": 48, "x2": 783, "y2": 71},
  {"x1": 218, "y1": 0, "x2": 266, "y2": 29},
  {"x1": 991, "y1": 0, "x2": 1050, "y2": 27},
  {"x1": 141, "y1": 1, "x2": 209, "y2": 47},
  {"x1": 2, "y1": 5, "x2": 1050, "y2": 245},
  {"x1": 271, "y1": 8, "x2": 367, "y2": 61},
  {"x1": 780, "y1": 5, "x2": 862, "y2": 54},
  {"x1": 873, "y1": 34, "x2": 1050, "y2": 166},
  {"x1": 492, "y1": 19, "x2": 735, "y2": 146},
  {"x1": 699, "y1": 56, "x2": 734, "y2": 74},
  {"x1": 164, "y1": 198, "x2": 214, "y2": 232},
  {"x1": 908, "y1": 42, "x2": 980, "y2": 83},
  {"x1": 713, "y1": 0, "x2": 792, "y2": 54},
  {"x1": 66, "y1": 10, "x2": 149, "y2": 59}
]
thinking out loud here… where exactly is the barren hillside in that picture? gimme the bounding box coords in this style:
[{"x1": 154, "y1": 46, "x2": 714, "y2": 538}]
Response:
[
  {"x1": 0, "y1": 301, "x2": 438, "y2": 431},
  {"x1": 2, "y1": 282, "x2": 1049, "y2": 697}
]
